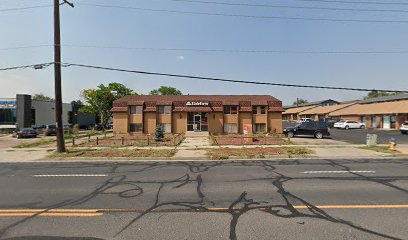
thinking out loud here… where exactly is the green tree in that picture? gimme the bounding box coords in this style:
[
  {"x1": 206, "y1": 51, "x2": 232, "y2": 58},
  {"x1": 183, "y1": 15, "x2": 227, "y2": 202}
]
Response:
[
  {"x1": 155, "y1": 125, "x2": 165, "y2": 142},
  {"x1": 33, "y1": 93, "x2": 54, "y2": 101},
  {"x1": 150, "y1": 86, "x2": 182, "y2": 95},
  {"x1": 80, "y1": 83, "x2": 135, "y2": 129},
  {"x1": 364, "y1": 90, "x2": 402, "y2": 99},
  {"x1": 293, "y1": 98, "x2": 308, "y2": 106},
  {"x1": 70, "y1": 100, "x2": 84, "y2": 106}
]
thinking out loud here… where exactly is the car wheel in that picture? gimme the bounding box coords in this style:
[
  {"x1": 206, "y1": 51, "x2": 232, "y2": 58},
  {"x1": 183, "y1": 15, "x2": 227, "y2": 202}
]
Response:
[
  {"x1": 315, "y1": 132, "x2": 323, "y2": 139},
  {"x1": 345, "y1": 125, "x2": 349, "y2": 130},
  {"x1": 287, "y1": 132, "x2": 294, "y2": 138},
  {"x1": 17, "y1": 135, "x2": 21, "y2": 139},
  {"x1": 360, "y1": 125, "x2": 365, "y2": 129},
  {"x1": 402, "y1": 131, "x2": 407, "y2": 135}
]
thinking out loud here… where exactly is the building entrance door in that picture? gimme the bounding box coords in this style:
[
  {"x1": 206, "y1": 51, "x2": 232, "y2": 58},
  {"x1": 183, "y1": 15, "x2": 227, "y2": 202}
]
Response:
[{"x1": 187, "y1": 112, "x2": 208, "y2": 131}]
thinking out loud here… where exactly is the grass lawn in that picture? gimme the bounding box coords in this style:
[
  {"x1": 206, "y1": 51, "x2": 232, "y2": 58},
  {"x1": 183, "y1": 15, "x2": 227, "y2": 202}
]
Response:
[
  {"x1": 13, "y1": 139, "x2": 55, "y2": 148},
  {"x1": 49, "y1": 148, "x2": 177, "y2": 158},
  {"x1": 207, "y1": 146, "x2": 313, "y2": 160},
  {"x1": 358, "y1": 146, "x2": 396, "y2": 153}
]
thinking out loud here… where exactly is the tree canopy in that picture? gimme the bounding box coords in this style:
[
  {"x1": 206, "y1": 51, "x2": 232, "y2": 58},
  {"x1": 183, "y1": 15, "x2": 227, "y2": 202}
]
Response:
[
  {"x1": 292, "y1": 98, "x2": 308, "y2": 106},
  {"x1": 150, "y1": 86, "x2": 182, "y2": 95},
  {"x1": 81, "y1": 83, "x2": 134, "y2": 128},
  {"x1": 364, "y1": 90, "x2": 402, "y2": 99},
  {"x1": 33, "y1": 93, "x2": 54, "y2": 101}
]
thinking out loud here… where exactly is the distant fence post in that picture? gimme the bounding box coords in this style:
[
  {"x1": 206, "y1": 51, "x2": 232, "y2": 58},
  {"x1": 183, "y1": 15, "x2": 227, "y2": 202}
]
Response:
[
  {"x1": 88, "y1": 134, "x2": 91, "y2": 142},
  {"x1": 96, "y1": 137, "x2": 99, "y2": 145},
  {"x1": 121, "y1": 137, "x2": 124, "y2": 145},
  {"x1": 72, "y1": 137, "x2": 75, "y2": 146}
]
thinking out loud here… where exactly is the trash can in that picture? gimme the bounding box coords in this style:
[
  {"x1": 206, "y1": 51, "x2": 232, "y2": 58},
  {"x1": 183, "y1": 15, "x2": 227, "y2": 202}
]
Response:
[{"x1": 366, "y1": 134, "x2": 377, "y2": 147}]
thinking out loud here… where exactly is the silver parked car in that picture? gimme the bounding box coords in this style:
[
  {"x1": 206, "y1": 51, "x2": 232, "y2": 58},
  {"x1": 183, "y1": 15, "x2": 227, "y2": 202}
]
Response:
[
  {"x1": 333, "y1": 120, "x2": 366, "y2": 130},
  {"x1": 400, "y1": 121, "x2": 408, "y2": 134}
]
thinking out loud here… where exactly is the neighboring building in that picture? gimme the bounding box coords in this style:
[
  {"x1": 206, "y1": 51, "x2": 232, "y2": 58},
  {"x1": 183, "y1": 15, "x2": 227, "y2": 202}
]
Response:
[
  {"x1": 284, "y1": 99, "x2": 339, "y2": 109},
  {"x1": 299, "y1": 102, "x2": 358, "y2": 121},
  {"x1": 0, "y1": 94, "x2": 72, "y2": 129},
  {"x1": 329, "y1": 100, "x2": 408, "y2": 129},
  {"x1": 282, "y1": 105, "x2": 318, "y2": 121},
  {"x1": 111, "y1": 95, "x2": 284, "y2": 135},
  {"x1": 70, "y1": 102, "x2": 96, "y2": 129}
]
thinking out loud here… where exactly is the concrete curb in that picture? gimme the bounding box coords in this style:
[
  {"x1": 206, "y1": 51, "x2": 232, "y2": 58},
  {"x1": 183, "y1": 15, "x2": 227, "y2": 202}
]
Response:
[{"x1": 1, "y1": 155, "x2": 406, "y2": 163}]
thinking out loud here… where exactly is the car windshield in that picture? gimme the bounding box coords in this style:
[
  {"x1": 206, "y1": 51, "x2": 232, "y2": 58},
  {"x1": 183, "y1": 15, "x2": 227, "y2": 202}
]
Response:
[
  {"x1": 20, "y1": 128, "x2": 33, "y2": 131},
  {"x1": 337, "y1": 120, "x2": 345, "y2": 123},
  {"x1": 47, "y1": 125, "x2": 56, "y2": 129}
]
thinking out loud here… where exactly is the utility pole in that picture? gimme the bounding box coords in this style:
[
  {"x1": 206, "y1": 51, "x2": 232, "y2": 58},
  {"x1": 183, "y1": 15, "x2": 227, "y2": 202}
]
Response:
[{"x1": 54, "y1": 0, "x2": 74, "y2": 153}]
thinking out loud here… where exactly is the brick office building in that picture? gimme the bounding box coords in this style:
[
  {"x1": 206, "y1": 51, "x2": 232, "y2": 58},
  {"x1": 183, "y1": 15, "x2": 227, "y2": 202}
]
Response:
[{"x1": 111, "y1": 95, "x2": 284, "y2": 135}]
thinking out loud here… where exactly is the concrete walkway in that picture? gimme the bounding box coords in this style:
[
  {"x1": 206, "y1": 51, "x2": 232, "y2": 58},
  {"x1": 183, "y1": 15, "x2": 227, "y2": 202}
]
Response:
[{"x1": 173, "y1": 132, "x2": 210, "y2": 159}]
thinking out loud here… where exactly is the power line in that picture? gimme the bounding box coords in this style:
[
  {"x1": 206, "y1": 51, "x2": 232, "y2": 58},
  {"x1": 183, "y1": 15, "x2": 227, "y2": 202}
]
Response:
[
  {"x1": 61, "y1": 44, "x2": 408, "y2": 54},
  {"x1": 0, "y1": 62, "x2": 53, "y2": 71},
  {"x1": 170, "y1": 0, "x2": 408, "y2": 13},
  {"x1": 0, "y1": 45, "x2": 53, "y2": 51},
  {"x1": 61, "y1": 62, "x2": 408, "y2": 93},
  {"x1": 5, "y1": 44, "x2": 408, "y2": 54},
  {"x1": 0, "y1": 4, "x2": 52, "y2": 12},
  {"x1": 76, "y1": 3, "x2": 408, "y2": 23},
  {"x1": 291, "y1": 0, "x2": 408, "y2": 6}
]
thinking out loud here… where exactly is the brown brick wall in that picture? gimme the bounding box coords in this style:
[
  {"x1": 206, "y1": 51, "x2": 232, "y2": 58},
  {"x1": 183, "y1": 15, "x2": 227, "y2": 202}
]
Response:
[
  {"x1": 240, "y1": 112, "x2": 253, "y2": 134},
  {"x1": 268, "y1": 112, "x2": 283, "y2": 134},
  {"x1": 113, "y1": 112, "x2": 128, "y2": 135},
  {"x1": 209, "y1": 112, "x2": 223, "y2": 134},
  {"x1": 144, "y1": 112, "x2": 156, "y2": 134},
  {"x1": 172, "y1": 112, "x2": 187, "y2": 133}
]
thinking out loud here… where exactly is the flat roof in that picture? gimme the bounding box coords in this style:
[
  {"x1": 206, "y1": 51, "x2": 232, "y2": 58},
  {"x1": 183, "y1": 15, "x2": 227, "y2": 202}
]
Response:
[{"x1": 116, "y1": 95, "x2": 281, "y2": 104}]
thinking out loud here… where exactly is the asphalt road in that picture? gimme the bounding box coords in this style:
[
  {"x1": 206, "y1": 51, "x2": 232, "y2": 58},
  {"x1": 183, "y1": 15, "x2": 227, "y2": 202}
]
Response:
[
  {"x1": 330, "y1": 128, "x2": 408, "y2": 144},
  {"x1": 0, "y1": 159, "x2": 407, "y2": 240}
]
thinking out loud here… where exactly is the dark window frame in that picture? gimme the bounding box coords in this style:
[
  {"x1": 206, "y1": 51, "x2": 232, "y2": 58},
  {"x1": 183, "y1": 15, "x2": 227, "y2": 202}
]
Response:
[
  {"x1": 129, "y1": 123, "x2": 143, "y2": 132},
  {"x1": 129, "y1": 105, "x2": 143, "y2": 115},
  {"x1": 158, "y1": 106, "x2": 172, "y2": 115}
]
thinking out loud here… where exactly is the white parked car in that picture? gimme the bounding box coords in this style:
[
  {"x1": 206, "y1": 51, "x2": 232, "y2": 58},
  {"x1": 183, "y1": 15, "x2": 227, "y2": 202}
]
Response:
[
  {"x1": 333, "y1": 120, "x2": 366, "y2": 130},
  {"x1": 400, "y1": 121, "x2": 408, "y2": 134}
]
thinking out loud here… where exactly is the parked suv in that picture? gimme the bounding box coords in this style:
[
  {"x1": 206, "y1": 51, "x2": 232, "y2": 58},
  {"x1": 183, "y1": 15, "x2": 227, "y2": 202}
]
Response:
[
  {"x1": 400, "y1": 121, "x2": 408, "y2": 134},
  {"x1": 44, "y1": 124, "x2": 57, "y2": 136},
  {"x1": 284, "y1": 121, "x2": 330, "y2": 139}
]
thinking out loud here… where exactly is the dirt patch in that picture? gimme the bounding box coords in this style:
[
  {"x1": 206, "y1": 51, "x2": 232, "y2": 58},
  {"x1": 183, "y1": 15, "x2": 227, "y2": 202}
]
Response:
[
  {"x1": 211, "y1": 135, "x2": 289, "y2": 145},
  {"x1": 207, "y1": 146, "x2": 313, "y2": 159},
  {"x1": 79, "y1": 135, "x2": 184, "y2": 147},
  {"x1": 50, "y1": 148, "x2": 177, "y2": 158},
  {"x1": 13, "y1": 139, "x2": 55, "y2": 148}
]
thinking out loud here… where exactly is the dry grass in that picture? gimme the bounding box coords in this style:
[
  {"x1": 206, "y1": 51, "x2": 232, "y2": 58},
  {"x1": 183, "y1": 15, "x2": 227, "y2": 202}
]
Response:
[
  {"x1": 358, "y1": 146, "x2": 396, "y2": 153},
  {"x1": 49, "y1": 148, "x2": 177, "y2": 158},
  {"x1": 207, "y1": 146, "x2": 313, "y2": 160}
]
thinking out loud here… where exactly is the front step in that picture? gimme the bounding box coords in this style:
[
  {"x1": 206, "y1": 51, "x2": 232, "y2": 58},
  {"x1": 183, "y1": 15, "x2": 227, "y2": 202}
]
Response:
[{"x1": 184, "y1": 131, "x2": 209, "y2": 138}]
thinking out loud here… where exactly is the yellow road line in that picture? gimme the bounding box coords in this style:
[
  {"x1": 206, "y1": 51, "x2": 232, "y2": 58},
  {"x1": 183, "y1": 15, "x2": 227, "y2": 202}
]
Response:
[
  {"x1": 0, "y1": 204, "x2": 407, "y2": 217},
  {"x1": 0, "y1": 209, "x2": 98, "y2": 213},
  {"x1": 0, "y1": 213, "x2": 102, "y2": 217},
  {"x1": 294, "y1": 204, "x2": 408, "y2": 209}
]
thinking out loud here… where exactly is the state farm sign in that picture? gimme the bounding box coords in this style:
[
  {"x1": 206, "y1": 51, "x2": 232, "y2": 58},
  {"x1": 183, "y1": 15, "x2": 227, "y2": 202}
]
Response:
[{"x1": 185, "y1": 101, "x2": 209, "y2": 106}]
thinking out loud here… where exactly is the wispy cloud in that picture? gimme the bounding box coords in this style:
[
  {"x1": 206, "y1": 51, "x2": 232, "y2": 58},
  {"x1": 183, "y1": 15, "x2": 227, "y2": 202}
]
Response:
[{"x1": 176, "y1": 56, "x2": 185, "y2": 60}]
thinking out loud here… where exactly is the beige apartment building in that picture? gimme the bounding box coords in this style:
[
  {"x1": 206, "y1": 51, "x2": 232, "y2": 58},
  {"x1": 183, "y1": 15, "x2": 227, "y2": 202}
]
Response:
[{"x1": 111, "y1": 95, "x2": 284, "y2": 135}]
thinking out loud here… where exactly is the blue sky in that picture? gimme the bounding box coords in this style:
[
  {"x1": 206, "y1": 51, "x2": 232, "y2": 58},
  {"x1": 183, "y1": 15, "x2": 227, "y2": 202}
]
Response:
[{"x1": 1, "y1": 0, "x2": 408, "y2": 105}]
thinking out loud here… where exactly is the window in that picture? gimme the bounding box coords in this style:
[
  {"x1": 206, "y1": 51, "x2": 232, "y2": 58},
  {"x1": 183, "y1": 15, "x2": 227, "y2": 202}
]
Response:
[
  {"x1": 130, "y1": 106, "x2": 143, "y2": 115},
  {"x1": 224, "y1": 123, "x2": 238, "y2": 133},
  {"x1": 253, "y1": 123, "x2": 266, "y2": 133},
  {"x1": 224, "y1": 106, "x2": 238, "y2": 115},
  {"x1": 129, "y1": 123, "x2": 143, "y2": 132},
  {"x1": 158, "y1": 106, "x2": 172, "y2": 115},
  {"x1": 159, "y1": 123, "x2": 172, "y2": 133},
  {"x1": 252, "y1": 106, "x2": 267, "y2": 115}
]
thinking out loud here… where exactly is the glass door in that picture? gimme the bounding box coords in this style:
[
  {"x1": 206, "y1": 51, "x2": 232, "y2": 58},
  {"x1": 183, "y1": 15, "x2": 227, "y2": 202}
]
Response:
[{"x1": 193, "y1": 114, "x2": 201, "y2": 131}]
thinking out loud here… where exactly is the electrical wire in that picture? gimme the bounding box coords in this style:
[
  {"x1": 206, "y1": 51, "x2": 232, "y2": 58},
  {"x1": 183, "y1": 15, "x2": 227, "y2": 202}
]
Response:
[
  {"x1": 0, "y1": 63, "x2": 53, "y2": 71},
  {"x1": 170, "y1": 0, "x2": 408, "y2": 13},
  {"x1": 61, "y1": 62, "x2": 408, "y2": 93},
  {"x1": 0, "y1": 4, "x2": 52, "y2": 12},
  {"x1": 291, "y1": 0, "x2": 408, "y2": 6},
  {"x1": 76, "y1": 3, "x2": 408, "y2": 23},
  {"x1": 5, "y1": 44, "x2": 408, "y2": 55}
]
